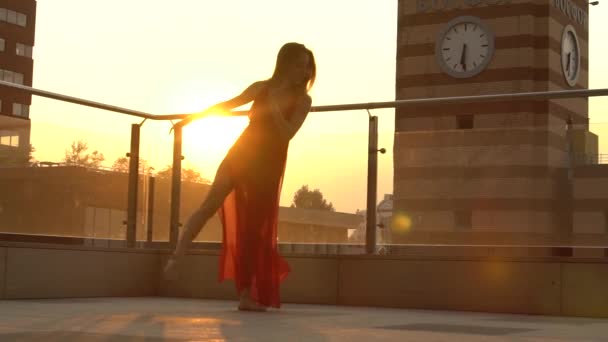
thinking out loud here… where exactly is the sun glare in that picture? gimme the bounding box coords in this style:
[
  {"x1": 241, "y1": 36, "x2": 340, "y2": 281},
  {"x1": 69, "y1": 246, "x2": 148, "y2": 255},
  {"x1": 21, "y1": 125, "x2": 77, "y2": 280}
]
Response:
[
  {"x1": 183, "y1": 115, "x2": 249, "y2": 164},
  {"x1": 188, "y1": 115, "x2": 248, "y2": 145},
  {"x1": 168, "y1": 84, "x2": 251, "y2": 169}
]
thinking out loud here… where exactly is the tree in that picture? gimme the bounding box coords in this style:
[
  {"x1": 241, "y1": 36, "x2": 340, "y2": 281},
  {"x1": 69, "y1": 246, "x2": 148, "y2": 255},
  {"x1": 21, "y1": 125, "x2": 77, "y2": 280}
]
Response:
[
  {"x1": 111, "y1": 156, "x2": 153, "y2": 174},
  {"x1": 0, "y1": 144, "x2": 36, "y2": 167},
  {"x1": 26, "y1": 144, "x2": 36, "y2": 165},
  {"x1": 156, "y1": 165, "x2": 210, "y2": 184},
  {"x1": 111, "y1": 157, "x2": 129, "y2": 173},
  {"x1": 291, "y1": 185, "x2": 335, "y2": 211},
  {"x1": 63, "y1": 140, "x2": 105, "y2": 168}
]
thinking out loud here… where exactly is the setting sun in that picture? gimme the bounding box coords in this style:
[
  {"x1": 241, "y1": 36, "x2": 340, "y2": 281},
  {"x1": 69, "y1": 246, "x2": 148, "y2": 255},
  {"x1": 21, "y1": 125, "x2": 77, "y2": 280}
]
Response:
[
  {"x1": 185, "y1": 115, "x2": 248, "y2": 151},
  {"x1": 182, "y1": 115, "x2": 249, "y2": 177}
]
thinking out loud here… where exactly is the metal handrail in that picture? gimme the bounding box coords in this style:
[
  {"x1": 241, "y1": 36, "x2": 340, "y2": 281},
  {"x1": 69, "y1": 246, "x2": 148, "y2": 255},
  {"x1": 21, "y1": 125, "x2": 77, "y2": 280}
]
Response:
[
  {"x1": 574, "y1": 153, "x2": 608, "y2": 165},
  {"x1": 3, "y1": 80, "x2": 608, "y2": 119},
  {"x1": 308, "y1": 88, "x2": 608, "y2": 112},
  {"x1": 4, "y1": 80, "x2": 608, "y2": 253},
  {"x1": 0, "y1": 80, "x2": 154, "y2": 119}
]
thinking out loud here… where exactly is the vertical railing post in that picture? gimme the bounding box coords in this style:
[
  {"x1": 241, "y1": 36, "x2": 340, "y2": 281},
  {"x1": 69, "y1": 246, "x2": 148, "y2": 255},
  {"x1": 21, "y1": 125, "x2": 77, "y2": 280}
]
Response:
[
  {"x1": 146, "y1": 175, "x2": 155, "y2": 243},
  {"x1": 169, "y1": 125, "x2": 183, "y2": 247},
  {"x1": 366, "y1": 115, "x2": 379, "y2": 254},
  {"x1": 126, "y1": 123, "x2": 141, "y2": 248},
  {"x1": 561, "y1": 117, "x2": 574, "y2": 241}
]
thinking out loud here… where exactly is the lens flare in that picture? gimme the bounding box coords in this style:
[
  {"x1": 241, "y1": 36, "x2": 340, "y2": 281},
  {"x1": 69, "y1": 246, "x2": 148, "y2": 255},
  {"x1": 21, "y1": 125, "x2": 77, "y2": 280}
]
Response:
[
  {"x1": 485, "y1": 262, "x2": 509, "y2": 283},
  {"x1": 392, "y1": 212, "x2": 412, "y2": 232}
]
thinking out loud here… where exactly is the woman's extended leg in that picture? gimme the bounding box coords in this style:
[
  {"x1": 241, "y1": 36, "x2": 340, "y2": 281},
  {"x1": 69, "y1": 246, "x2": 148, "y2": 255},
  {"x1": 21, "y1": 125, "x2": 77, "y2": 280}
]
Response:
[
  {"x1": 163, "y1": 163, "x2": 234, "y2": 276},
  {"x1": 162, "y1": 162, "x2": 267, "y2": 311}
]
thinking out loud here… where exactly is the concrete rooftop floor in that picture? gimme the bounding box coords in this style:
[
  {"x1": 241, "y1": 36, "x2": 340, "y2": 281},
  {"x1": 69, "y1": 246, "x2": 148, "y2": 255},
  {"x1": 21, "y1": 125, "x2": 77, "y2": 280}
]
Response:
[{"x1": 0, "y1": 298, "x2": 607, "y2": 341}]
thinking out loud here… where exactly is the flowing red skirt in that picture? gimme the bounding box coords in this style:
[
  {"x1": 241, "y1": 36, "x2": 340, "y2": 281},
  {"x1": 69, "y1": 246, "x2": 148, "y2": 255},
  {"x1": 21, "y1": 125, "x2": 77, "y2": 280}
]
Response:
[{"x1": 217, "y1": 120, "x2": 291, "y2": 308}]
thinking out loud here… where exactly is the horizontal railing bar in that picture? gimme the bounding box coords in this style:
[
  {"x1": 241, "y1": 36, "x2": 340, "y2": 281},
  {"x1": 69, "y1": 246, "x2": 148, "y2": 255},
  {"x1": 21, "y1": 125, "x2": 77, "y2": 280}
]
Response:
[
  {"x1": 3, "y1": 80, "x2": 608, "y2": 120},
  {"x1": 159, "y1": 88, "x2": 608, "y2": 119},
  {"x1": 0, "y1": 80, "x2": 155, "y2": 119},
  {"x1": 308, "y1": 88, "x2": 608, "y2": 112},
  {"x1": 159, "y1": 110, "x2": 248, "y2": 120}
]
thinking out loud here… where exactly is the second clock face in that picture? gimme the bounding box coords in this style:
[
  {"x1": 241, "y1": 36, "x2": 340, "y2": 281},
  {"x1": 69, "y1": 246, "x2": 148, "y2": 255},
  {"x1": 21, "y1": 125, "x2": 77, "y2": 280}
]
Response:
[
  {"x1": 436, "y1": 16, "x2": 495, "y2": 79},
  {"x1": 561, "y1": 25, "x2": 580, "y2": 87}
]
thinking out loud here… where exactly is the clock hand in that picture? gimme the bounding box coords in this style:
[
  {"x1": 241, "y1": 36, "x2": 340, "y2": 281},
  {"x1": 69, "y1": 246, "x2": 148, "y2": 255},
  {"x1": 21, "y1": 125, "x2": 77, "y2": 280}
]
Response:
[
  {"x1": 460, "y1": 44, "x2": 467, "y2": 71},
  {"x1": 566, "y1": 52, "x2": 571, "y2": 75}
]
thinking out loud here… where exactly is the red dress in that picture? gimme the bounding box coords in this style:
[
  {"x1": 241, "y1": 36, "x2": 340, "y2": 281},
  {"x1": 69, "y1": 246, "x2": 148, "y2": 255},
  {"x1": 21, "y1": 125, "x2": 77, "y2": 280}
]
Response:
[{"x1": 217, "y1": 87, "x2": 294, "y2": 308}]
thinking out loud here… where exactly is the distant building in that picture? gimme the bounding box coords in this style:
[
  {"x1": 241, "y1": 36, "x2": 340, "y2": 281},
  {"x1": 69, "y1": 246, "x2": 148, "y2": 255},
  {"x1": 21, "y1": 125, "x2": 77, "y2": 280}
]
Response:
[
  {"x1": 349, "y1": 194, "x2": 393, "y2": 246},
  {"x1": 0, "y1": 166, "x2": 363, "y2": 244},
  {"x1": 377, "y1": 194, "x2": 393, "y2": 243},
  {"x1": 0, "y1": 0, "x2": 36, "y2": 166},
  {"x1": 278, "y1": 207, "x2": 363, "y2": 243}
]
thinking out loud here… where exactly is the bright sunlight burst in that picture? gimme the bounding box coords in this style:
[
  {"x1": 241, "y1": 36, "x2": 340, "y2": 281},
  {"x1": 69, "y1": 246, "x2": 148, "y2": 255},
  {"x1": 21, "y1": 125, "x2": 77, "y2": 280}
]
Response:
[
  {"x1": 182, "y1": 115, "x2": 249, "y2": 178},
  {"x1": 184, "y1": 115, "x2": 248, "y2": 153},
  {"x1": 168, "y1": 85, "x2": 250, "y2": 178}
]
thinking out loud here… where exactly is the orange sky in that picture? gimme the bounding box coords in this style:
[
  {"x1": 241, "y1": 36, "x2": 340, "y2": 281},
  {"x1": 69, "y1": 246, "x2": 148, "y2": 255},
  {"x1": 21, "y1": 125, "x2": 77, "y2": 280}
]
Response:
[{"x1": 28, "y1": 0, "x2": 608, "y2": 213}]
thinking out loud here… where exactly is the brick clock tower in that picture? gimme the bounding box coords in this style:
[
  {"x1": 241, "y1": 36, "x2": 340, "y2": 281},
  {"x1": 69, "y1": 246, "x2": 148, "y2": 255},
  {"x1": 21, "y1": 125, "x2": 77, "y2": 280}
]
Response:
[{"x1": 393, "y1": 0, "x2": 596, "y2": 244}]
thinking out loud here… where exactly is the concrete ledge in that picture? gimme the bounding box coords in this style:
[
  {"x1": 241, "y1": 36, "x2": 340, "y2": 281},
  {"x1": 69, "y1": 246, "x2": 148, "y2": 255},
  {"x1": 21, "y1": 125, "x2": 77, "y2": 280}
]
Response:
[
  {"x1": 0, "y1": 247, "x2": 6, "y2": 299},
  {"x1": 159, "y1": 254, "x2": 235, "y2": 300},
  {"x1": 5, "y1": 247, "x2": 159, "y2": 299},
  {"x1": 159, "y1": 254, "x2": 340, "y2": 306},
  {"x1": 1, "y1": 242, "x2": 607, "y2": 318},
  {"x1": 338, "y1": 258, "x2": 561, "y2": 315},
  {"x1": 572, "y1": 247, "x2": 606, "y2": 258},
  {"x1": 561, "y1": 263, "x2": 608, "y2": 318},
  {"x1": 281, "y1": 256, "x2": 339, "y2": 305}
]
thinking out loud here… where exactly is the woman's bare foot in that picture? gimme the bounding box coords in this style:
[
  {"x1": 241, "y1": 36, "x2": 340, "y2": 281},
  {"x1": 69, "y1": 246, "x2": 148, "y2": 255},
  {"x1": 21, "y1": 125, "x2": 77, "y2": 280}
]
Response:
[
  {"x1": 163, "y1": 257, "x2": 179, "y2": 281},
  {"x1": 238, "y1": 302, "x2": 267, "y2": 312},
  {"x1": 238, "y1": 290, "x2": 267, "y2": 312}
]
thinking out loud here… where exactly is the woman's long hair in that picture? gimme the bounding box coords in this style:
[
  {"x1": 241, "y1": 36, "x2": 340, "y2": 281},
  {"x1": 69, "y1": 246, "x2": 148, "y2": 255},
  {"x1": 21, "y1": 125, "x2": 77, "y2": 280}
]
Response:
[{"x1": 270, "y1": 42, "x2": 316, "y2": 94}]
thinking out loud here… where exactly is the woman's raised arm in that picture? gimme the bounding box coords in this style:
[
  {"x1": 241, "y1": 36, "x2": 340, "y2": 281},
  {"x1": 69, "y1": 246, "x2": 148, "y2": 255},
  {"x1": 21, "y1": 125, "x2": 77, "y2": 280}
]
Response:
[{"x1": 173, "y1": 81, "x2": 267, "y2": 129}]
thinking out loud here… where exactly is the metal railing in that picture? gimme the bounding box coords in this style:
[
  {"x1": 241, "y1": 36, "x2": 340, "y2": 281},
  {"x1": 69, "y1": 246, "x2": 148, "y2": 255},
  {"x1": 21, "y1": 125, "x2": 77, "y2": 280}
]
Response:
[
  {"x1": 574, "y1": 153, "x2": 608, "y2": 165},
  {"x1": 5, "y1": 80, "x2": 608, "y2": 118},
  {"x1": 2, "y1": 79, "x2": 608, "y2": 253}
]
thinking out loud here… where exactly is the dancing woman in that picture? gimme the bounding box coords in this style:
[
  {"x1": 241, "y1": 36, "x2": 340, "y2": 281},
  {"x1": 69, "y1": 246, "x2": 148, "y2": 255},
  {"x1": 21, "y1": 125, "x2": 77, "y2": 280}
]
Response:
[{"x1": 163, "y1": 42, "x2": 316, "y2": 311}]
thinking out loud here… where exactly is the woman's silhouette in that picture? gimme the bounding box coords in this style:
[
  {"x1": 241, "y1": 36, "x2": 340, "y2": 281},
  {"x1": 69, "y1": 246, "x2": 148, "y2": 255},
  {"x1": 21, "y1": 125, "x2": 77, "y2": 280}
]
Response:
[{"x1": 163, "y1": 42, "x2": 316, "y2": 311}]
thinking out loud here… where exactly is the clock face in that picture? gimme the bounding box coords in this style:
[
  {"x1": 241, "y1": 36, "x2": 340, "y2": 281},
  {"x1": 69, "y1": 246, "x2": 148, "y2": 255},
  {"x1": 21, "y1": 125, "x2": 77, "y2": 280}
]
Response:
[
  {"x1": 436, "y1": 16, "x2": 495, "y2": 79},
  {"x1": 561, "y1": 25, "x2": 580, "y2": 87}
]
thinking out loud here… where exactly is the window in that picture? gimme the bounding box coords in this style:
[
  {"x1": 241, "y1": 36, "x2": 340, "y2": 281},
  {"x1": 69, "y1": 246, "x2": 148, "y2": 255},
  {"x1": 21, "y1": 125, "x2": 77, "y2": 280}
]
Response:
[
  {"x1": 455, "y1": 210, "x2": 472, "y2": 229},
  {"x1": 6, "y1": 10, "x2": 16, "y2": 24},
  {"x1": 457, "y1": 114, "x2": 474, "y2": 129},
  {"x1": 0, "y1": 38, "x2": 4, "y2": 52},
  {"x1": 0, "y1": 9, "x2": 27, "y2": 27},
  {"x1": 0, "y1": 69, "x2": 25, "y2": 85},
  {"x1": 0, "y1": 135, "x2": 19, "y2": 147},
  {"x1": 12, "y1": 103, "x2": 29, "y2": 118},
  {"x1": 16, "y1": 43, "x2": 24, "y2": 56},
  {"x1": 16, "y1": 13, "x2": 26, "y2": 27},
  {"x1": 1, "y1": 69, "x2": 12, "y2": 82},
  {"x1": 13, "y1": 72, "x2": 23, "y2": 85},
  {"x1": 16, "y1": 43, "x2": 33, "y2": 58}
]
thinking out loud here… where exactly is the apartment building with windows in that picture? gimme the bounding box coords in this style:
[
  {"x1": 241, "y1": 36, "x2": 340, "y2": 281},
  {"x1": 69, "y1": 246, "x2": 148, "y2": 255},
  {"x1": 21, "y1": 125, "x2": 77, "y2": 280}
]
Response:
[{"x1": 0, "y1": 0, "x2": 36, "y2": 166}]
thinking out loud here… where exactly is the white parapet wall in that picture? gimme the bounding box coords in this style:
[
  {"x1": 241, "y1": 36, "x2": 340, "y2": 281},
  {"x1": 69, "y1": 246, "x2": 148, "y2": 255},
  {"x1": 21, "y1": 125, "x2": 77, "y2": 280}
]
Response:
[{"x1": 1, "y1": 241, "x2": 607, "y2": 318}]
